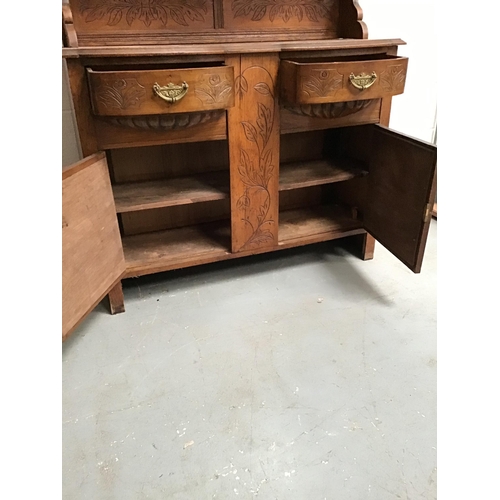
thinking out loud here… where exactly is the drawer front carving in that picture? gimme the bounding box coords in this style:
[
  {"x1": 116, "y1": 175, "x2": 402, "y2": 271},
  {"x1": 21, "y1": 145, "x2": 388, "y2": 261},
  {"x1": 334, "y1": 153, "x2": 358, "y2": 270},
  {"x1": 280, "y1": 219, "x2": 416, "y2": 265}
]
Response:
[
  {"x1": 87, "y1": 66, "x2": 235, "y2": 116},
  {"x1": 280, "y1": 56, "x2": 408, "y2": 105}
]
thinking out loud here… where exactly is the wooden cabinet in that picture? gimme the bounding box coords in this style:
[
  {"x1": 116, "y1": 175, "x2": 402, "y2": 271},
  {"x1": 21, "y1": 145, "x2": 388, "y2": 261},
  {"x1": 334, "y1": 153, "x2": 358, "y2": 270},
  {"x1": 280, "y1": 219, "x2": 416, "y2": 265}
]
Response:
[{"x1": 62, "y1": 0, "x2": 436, "y2": 339}]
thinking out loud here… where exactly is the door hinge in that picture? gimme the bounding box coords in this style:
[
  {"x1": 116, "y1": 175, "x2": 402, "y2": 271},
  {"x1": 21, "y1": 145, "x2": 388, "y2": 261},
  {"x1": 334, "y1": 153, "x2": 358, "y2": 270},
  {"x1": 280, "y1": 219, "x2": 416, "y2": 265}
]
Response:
[{"x1": 423, "y1": 203, "x2": 433, "y2": 223}]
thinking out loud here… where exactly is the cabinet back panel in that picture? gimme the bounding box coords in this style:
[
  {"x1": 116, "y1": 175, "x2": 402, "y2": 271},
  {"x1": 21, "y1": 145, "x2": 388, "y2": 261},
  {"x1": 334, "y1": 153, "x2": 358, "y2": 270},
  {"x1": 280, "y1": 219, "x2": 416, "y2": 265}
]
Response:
[
  {"x1": 324, "y1": 126, "x2": 374, "y2": 166},
  {"x1": 279, "y1": 186, "x2": 323, "y2": 211},
  {"x1": 280, "y1": 131, "x2": 326, "y2": 163},
  {"x1": 110, "y1": 140, "x2": 230, "y2": 182}
]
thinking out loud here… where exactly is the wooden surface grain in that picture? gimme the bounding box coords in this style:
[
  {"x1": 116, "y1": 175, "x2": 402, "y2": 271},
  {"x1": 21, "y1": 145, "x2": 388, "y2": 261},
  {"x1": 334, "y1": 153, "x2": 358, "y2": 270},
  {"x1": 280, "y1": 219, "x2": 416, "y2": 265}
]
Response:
[
  {"x1": 62, "y1": 154, "x2": 125, "y2": 339},
  {"x1": 280, "y1": 56, "x2": 408, "y2": 104},
  {"x1": 228, "y1": 54, "x2": 280, "y2": 253},
  {"x1": 87, "y1": 66, "x2": 234, "y2": 116},
  {"x1": 113, "y1": 172, "x2": 229, "y2": 213},
  {"x1": 63, "y1": 38, "x2": 405, "y2": 58}
]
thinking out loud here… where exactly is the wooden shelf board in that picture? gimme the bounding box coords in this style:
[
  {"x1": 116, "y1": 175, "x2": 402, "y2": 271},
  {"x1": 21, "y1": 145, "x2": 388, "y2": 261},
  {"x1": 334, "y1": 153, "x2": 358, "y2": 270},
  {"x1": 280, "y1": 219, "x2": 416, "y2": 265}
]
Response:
[
  {"x1": 279, "y1": 205, "x2": 364, "y2": 246},
  {"x1": 113, "y1": 171, "x2": 229, "y2": 213},
  {"x1": 123, "y1": 220, "x2": 231, "y2": 277},
  {"x1": 122, "y1": 204, "x2": 364, "y2": 278},
  {"x1": 279, "y1": 159, "x2": 367, "y2": 191},
  {"x1": 114, "y1": 159, "x2": 365, "y2": 214}
]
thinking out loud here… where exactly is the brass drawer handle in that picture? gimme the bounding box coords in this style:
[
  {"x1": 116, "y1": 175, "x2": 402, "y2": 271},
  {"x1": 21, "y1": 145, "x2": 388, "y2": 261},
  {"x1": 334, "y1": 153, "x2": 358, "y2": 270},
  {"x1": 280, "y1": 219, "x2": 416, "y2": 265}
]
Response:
[
  {"x1": 153, "y1": 81, "x2": 189, "y2": 103},
  {"x1": 349, "y1": 72, "x2": 377, "y2": 90}
]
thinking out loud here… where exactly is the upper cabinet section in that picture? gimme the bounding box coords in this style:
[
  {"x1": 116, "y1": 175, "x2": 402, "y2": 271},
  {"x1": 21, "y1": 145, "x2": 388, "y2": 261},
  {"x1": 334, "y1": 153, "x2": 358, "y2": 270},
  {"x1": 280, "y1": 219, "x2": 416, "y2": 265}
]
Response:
[
  {"x1": 64, "y1": 0, "x2": 367, "y2": 46},
  {"x1": 223, "y1": 0, "x2": 338, "y2": 32},
  {"x1": 70, "y1": 0, "x2": 214, "y2": 32}
]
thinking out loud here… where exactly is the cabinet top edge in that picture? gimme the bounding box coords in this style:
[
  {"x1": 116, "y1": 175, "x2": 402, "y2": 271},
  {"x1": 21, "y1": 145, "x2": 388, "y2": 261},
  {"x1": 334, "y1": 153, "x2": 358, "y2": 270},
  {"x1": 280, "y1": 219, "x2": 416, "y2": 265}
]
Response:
[{"x1": 62, "y1": 38, "x2": 405, "y2": 59}]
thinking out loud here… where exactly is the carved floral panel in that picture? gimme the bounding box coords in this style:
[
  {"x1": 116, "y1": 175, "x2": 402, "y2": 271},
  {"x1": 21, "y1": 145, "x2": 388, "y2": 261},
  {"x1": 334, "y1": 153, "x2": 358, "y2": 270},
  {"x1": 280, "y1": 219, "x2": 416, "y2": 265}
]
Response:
[
  {"x1": 300, "y1": 69, "x2": 343, "y2": 98},
  {"x1": 195, "y1": 74, "x2": 234, "y2": 105},
  {"x1": 94, "y1": 79, "x2": 146, "y2": 110},
  {"x1": 225, "y1": 0, "x2": 336, "y2": 29},
  {"x1": 75, "y1": 0, "x2": 212, "y2": 29},
  {"x1": 380, "y1": 65, "x2": 407, "y2": 92},
  {"x1": 229, "y1": 58, "x2": 279, "y2": 252}
]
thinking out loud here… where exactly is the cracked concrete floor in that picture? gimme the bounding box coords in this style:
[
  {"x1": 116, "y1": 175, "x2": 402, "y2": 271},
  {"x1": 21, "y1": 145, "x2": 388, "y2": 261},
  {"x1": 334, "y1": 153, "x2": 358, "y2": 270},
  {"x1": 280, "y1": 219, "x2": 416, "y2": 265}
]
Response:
[{"x1": 62, "y1": 221, "x2": 437, "y2": 499}]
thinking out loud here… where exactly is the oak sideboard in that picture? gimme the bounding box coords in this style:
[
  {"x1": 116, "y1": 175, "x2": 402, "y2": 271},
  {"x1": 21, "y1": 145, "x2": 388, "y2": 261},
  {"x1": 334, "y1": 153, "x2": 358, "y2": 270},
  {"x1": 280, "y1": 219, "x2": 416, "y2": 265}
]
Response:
[{"x1": 62, "y1": 0, "x2": 437, "y2": 339}]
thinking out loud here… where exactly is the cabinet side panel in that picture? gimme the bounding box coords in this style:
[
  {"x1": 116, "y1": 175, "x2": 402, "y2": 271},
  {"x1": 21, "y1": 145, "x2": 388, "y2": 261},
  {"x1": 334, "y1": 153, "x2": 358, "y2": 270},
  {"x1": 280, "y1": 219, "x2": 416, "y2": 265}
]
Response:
[
  {"x1": 227, "y1": 54, "x2": 280, "y2": 252},
  {"x1": 66, "y1": 58, "x2": 99, "y2": 157}
]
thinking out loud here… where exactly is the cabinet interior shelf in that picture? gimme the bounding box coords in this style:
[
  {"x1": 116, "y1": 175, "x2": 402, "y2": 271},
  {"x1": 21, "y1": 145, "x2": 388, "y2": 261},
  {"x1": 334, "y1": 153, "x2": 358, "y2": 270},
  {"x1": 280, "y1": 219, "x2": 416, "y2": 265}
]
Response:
[
  {"x1": 279, "y1": 158, "x2": 367, "y2": 191},
  {"x1": 122, "y1": 204, "x2": 364, "y2": 277},
  {"x1": 113, "y1": 171, "x2": 229, "y2": 213},
  {"x1": 113, "y1": 158, "x2": 367, "y2": 214}
]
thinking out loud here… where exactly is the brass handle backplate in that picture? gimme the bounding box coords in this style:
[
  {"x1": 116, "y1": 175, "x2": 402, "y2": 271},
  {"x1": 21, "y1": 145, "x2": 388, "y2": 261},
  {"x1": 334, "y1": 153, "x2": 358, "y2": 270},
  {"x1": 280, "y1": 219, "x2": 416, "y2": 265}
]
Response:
[
  {"x1": 349, "y1": 72, "x2": 377, "y2": 90},
  {"x1": 153, "y1": 81, "x2": 189, "y2": 103}
]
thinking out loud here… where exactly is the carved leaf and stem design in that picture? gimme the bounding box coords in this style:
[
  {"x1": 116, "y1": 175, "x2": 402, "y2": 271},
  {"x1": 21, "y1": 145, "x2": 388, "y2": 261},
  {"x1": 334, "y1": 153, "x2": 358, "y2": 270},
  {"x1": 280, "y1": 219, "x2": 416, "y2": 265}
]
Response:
[
  {"x1": 80, "y1": 0, "x2": 208, "y2": 27},
  {"x1": 195, "y1": 74, "x2": 233, "y2": 104},
  {"x1": 231, "y1": 0, "x2": 334, "y2": 23},
  {"x1": 380, "y1": 65, "x2": 407, "y2": 92},
  {"x1": 236, "y1": 66, "x2": 276, "y2": 250},
  {"x1": 95, "y1": 78, "x2": 146, "y2": 110},
  {"x1": 301, "y1": 69, "x2": 343, "y2": 98}
]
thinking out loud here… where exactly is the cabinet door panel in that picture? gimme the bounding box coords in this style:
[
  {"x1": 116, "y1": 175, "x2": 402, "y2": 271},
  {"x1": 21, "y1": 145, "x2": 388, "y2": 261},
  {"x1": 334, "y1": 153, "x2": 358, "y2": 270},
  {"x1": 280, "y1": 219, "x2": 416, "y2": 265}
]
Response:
[
  {"x1": 365, "y1": 125, "x2": 436, "y2": 273},
  {"x1": 62, "y1": 153, "x2": 125, "y2": 339}
]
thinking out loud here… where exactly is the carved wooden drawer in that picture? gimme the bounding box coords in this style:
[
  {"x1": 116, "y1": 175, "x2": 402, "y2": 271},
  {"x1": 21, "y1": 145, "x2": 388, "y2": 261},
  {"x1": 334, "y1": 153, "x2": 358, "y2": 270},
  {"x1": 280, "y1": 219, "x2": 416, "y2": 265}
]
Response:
[
  {"x1": 87, "y1": 66, "x2": 235, "y2": 117},
  {"x1": 280, "y1": 56, "x2": 408, "y2": 105}
]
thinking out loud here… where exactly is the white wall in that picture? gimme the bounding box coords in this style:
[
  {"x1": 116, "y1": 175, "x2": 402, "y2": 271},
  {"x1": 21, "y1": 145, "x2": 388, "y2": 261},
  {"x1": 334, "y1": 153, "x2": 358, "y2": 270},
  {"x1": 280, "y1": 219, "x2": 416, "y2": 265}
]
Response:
[
  {"x1": 362, "y1": 0, "x2": 437, "y2": 142},
  {"x1": 61, "y1": 0, "x2": 437, "y2": 165}
]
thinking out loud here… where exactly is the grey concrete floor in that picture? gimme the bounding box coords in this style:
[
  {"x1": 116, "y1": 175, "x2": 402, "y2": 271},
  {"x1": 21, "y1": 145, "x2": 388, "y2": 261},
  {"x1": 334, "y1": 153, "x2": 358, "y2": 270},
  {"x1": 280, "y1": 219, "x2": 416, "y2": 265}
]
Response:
[{"x1": 63, "y1": 221, "x2": 437, "y2": 500}]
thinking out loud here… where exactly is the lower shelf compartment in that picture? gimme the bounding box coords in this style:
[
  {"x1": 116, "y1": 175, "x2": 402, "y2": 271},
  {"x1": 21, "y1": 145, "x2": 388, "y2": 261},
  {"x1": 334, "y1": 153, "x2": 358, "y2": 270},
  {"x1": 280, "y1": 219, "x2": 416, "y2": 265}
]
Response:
[
  {"x1": 122, "y1": 204, "x2": 365, "y2": 278},
  {"x1": 123, "y1": 220, "x2": 231, "y2": 278},
  {"x1": 279, "y1": 204, "x2": 364, "y2": 246}
]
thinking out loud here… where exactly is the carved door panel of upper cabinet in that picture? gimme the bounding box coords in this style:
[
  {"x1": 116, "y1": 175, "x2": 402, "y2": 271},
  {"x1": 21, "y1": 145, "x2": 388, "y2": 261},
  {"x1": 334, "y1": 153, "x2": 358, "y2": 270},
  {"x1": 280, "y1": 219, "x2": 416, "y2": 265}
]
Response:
[
  {"x1": 363, "y1": 125, "x2": 436, "y2": 273},
  {"x1": 62, "y1": 153, "x2": 125, "y2": 340}
]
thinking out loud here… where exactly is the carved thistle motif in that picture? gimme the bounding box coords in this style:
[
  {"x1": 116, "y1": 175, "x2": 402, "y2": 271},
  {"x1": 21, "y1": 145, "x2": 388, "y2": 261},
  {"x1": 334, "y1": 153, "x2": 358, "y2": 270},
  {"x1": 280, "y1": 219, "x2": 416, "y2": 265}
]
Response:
[
  {"x1": 80, "y1": 0, "x2": 208, "y2": 27},
  {"x1": 95, "y1": 79, "x2": 146, "y2": 110},
  {"x1": 380, "y1": 65, "x2": 407, "y2": 92},
  {"x1": 301, "y1": 69, "x2": 343, "y2": 98},
  {"x1": 106, "y1": 110, "x2": 223, "y2": 130},
  {"x1": 284, "y1": 100, "x2": 373, "y2": 118},
  {"x1": 231, "y1": 0, "x2": 333, "y2": 23},
  {"x1": 195, "y1": 74, "x2": 233, "y2": 104},
  {"x1": 236, "y1": 66, "x2": 277, "y2": 250}
]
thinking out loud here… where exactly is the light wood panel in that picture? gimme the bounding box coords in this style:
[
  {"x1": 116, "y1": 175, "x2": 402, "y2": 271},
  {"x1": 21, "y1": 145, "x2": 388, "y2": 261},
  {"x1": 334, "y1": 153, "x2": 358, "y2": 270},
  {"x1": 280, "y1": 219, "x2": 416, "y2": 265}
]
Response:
[{"x1": 62, "y1": 154, "x2": 125, "y2": 339}]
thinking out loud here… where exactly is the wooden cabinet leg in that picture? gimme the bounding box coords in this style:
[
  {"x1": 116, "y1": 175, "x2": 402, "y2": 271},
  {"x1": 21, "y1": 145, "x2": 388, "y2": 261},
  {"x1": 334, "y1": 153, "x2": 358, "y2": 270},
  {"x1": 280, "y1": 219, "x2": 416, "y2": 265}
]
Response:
[
  {"x1": 361, "y1": 233, "x2": 375, "y2": 261},
  {"x1": 107, "y1": 281, "x2": 125, "y2": 315}
]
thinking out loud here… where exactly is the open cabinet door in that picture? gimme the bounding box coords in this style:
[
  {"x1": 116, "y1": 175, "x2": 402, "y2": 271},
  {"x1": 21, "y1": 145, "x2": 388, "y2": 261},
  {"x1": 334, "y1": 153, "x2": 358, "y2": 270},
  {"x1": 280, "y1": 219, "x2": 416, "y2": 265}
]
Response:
[
  {"x1": 364, "y1": 125, "x2": 437, "y2": 273},
  {"x1": 62, "y1": 153, "x2": 125, "y2": 340}
]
